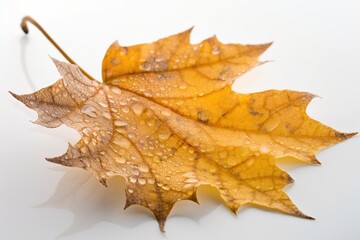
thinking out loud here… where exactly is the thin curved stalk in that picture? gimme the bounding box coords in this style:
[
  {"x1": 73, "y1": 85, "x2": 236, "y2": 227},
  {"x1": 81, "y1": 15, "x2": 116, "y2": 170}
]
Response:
[{"x1": 21, "y1": 16, "x2": 94, "y2": 80}]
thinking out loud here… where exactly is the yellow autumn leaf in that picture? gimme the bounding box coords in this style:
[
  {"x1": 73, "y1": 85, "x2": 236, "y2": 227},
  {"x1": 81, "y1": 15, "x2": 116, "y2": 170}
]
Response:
[{"x1": 12, "y1": 17, "x2": 356, "y2": 232}]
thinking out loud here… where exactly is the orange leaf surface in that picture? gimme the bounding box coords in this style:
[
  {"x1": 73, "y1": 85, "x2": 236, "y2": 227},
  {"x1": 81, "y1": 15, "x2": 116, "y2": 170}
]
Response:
[{"x1": 12, "y1": 29, "x2": 356, "y2": 232}]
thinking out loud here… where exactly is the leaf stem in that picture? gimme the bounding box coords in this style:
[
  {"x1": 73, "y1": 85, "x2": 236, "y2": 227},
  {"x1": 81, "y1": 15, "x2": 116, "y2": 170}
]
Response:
[{"x1": 20, "y1": 16, "x2": 94, "y2": 80}]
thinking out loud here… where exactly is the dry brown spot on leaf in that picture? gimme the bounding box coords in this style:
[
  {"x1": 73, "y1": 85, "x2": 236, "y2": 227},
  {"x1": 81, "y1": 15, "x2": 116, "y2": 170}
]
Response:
[{"x1": 13, "y1": 29, "x2": 356, "y2": 232}]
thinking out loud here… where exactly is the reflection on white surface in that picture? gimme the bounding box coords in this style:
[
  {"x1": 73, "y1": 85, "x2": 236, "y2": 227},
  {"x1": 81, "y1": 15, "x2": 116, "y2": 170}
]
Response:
[
  {"x1": 38, "y1": 167, "x2": 225, "y2": 238},
  {"x1": 20, "y1": 35, "x2": 37, "y2": 92},
  {"x1": 40, "y1": 168, "x2": 154, "y2": 238}
]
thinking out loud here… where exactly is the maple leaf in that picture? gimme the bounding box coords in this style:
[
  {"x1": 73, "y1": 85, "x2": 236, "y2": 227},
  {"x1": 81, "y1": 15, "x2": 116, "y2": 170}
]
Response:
[{"x1": 12, "y1": 17, "x2": 356, "y2": 232}]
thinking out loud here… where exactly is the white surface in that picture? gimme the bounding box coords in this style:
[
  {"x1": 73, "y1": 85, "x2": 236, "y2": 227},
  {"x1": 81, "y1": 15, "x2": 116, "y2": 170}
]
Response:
[{"x1": 1, "y1": 0, "x2": 360, "y2": 239}]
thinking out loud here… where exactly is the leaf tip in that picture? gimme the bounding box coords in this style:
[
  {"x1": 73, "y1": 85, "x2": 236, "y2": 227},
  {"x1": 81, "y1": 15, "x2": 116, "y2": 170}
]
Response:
[
  {"x1": 9, "y1": 91, "x2": 21, "y2": 101},
  {"x1": 188, "y1": 192, "x2": 199, "y2": 204},
  {"x1": 182, "y1": 26, "x2": 194, "y2": 42},
  {"x1": 258, "y1": 41, "x2": 273, "y2": 54},
  {"x1": 153, "y1": 211, "x2": 168, "y2": 233},
  {"x1": 253, "y1": 42, "x2": 273, "y2": 64},
  {"x1": 337, "y1": 131, "x2": 358, "y2": 140},
  {"x1": 46, "y1": 152, "x2": 71, "y2": 167},
  {"x1": 124, "y1": 199, "x2": 132, "y2": 210},
  {"x1": 187, "y1": 25, "x2": 195, "y2": 33},
  {"x1": 45, "y1": 156, "x2": 61, "y2": 164},
  {"x1": 288, "y1": 175, "x2": 295, "y2": 184},
  {"x1": 50, "y1": 56, "x2": 73, "y2": 73},
  {"x1": 310, "y1": 156, "x2": 322, "y2": 165},
  {"x1": 264, "y1": 41, "x2": 273, "y2": 48},
  {"x1": 293, "y1": 210, "x2": 315, "y2": 220},
  {"x1": 229, "y1": 206, "x2": 239, "y2": 215},
  {"x1": 295, "y1": 210, "x2": 315, "y2": 220},
  {"x1": 9, "y1": 91, "x2": 33, "y2": 108},
  {"x1": 49, "y1": 56, "x2": 62, "y2": 66},
  {"x1": 99, "y1": 178, "x2": 108, "y2": 187},
  {"x1": 158, "y1": 219, "x2": 166, "y2": 233}
]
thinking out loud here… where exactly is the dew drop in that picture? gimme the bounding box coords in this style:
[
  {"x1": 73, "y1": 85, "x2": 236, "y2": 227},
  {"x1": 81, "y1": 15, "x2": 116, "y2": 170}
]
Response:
[
  {"x1": 81, "y1": 105, "x2": 97, "y2": 118},
  {"x1": 146, "y1": 118, "x2": 155, "y2": 127},
  {"x1": 148, "y1": 178, "x2": 155, "y2": 184},
  {"x1": 144, "y1": 91, "x2": 153, "y2": 97},
  {"x1": 115, "y1": 157, "x2": 126, "y2": 164},
  {"x1": 155, "y1": 57, "x2": 165, "y2": 63},
  {"x1": 161, "y1": 109, "x2": 172, "y2": 117},
  {"x1": 131, "y1": 102, "x2": 144, "y2": 115},
  {"x1": 114, "y1": 120, "x2": 128, "y2": 127},
  {"x1": 182, "y1": 172, "x2": 196, "y2": 178},
  {"x1": 132, "y1": 169, "x2": 140, "y2": 176},
  {"x1": 129, "y1": 176, "x2": 137, "y2": 183},
  {"x1": 121, "y1": 106, "x2": 130, "y2": 113},
  {"x1": 185, "y1": 178, "x2": 198, "y2": 183},
  {"x1": 102, "y1": 112, "x2": 111, "y2": 119},
  {"x1": 111, "y1": 87, "x2": 122, "y2": 94},
  {"x1": 119, "y1": 100, "x2": 127, "y2": 106},
  {"x1": 114, "y1": 137, "x2": 131, "y2": 149},
  {"x1": 138, "y1": 163, "x2": 149, "y2": 172},
  {"x1": 179, "y1": 82, "x2": 188, "y2": 89},
  {"x1": 212, "y1": 46, "x2": 220, "y2": 55},
  {"x1": 260, "y1": 144, "x2": 270, "y2": 154},
  {"x1": 158, "y1": 129, "x2": 171, "y2": 140},
  {"x1": 83, "y1": 137, "x2": 90, "y2": 145},
  {"x1": 97, "y1": 101, "x2": 108, "y2": 108},
  {"x1": 262, "y1": 115, "x2": 280, "y2": 132},
  {"x1": 82, "y1": 127, "x2": 92, "y2": 136},
  {"x1": 128, "y1": 133, "x2": 136, "y2": 139},
  {"x1": 138, "y1": 178, "x2": 146, "y2": 185},
  {"x1": 80, "y1": 147, "x2": 87, "y2": 153},
  {"x1": 155, "y1": 150, "x2": 163, "y2": 156}
]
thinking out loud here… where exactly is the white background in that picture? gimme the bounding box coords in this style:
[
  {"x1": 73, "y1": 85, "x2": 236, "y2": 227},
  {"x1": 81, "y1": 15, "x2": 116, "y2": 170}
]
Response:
[{"x1": 1, "y1": 0, "x2": 360, "y2": 239}]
